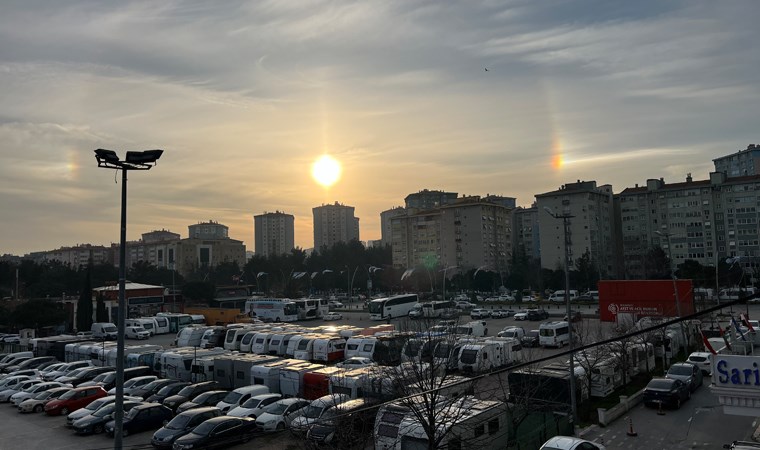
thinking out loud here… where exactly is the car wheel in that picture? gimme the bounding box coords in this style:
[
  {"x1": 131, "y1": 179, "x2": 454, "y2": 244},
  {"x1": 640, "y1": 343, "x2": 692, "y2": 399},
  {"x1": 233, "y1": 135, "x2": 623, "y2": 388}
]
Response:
[
  {"x1": 123, "y1": 428, "x2": 129, "y2": 437},
  {"x1": 675, "y1": 399, "x2": 681, "y2": 409},
  {"x1": 33, "y1": 405, "x2": 43, "y2": 413},
  {"x1": 60, "y1": 407, "x2": 69, "y2": 415},
  {"x1": 275, "y1": 317, "x2": 281, "y2": 322},
  {"x1": 93, "y1": 424, "x2": 103, "y2": 434},
  {"x1": 276, "y1": 422, "x2": 286, "y2": 431}
]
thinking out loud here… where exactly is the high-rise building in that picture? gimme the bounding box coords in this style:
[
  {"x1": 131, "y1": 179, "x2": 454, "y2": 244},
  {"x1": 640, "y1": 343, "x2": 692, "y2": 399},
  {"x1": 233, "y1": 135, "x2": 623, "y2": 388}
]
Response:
[
  {"x1": 313, "y1": 202, "x2": 360, "y2": 251},
  {"x1": 254, "y1": 211, "x2": 295, "y2": 257},
  {"x1": 404, "y1": 189, "x2": 458, "y2": 213},
  {"x1": 513, "y1": 205, "x2": 540, "y2": 262},
  {"x1": 380, "y1": 206, "x2": 406, "y2": 247},
  {"x1": 713, "y1": 144, "x2": 760, "y2": 178},
  {"x1": 536, "y1": 180, "x2": 616, "y2": 278}
]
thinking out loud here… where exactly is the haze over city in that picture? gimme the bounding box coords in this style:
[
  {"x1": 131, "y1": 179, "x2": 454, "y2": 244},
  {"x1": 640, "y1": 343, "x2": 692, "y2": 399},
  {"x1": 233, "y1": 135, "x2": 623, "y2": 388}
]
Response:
[{"x1": 1, "y1": 1, "x2": 759, "y2": 256}]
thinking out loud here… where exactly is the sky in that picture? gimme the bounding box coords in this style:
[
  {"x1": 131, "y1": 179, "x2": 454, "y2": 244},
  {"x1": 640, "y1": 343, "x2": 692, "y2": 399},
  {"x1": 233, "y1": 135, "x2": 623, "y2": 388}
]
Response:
[{"x1": 1, "y1": 0, "x2": 759, "y2": 256}]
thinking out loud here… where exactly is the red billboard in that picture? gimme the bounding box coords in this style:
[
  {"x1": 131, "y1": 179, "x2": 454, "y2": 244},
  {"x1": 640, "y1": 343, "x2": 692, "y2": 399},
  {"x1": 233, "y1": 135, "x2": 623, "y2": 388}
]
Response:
[{"x1": 598, "y1": 279, "x2": 694, "y2": 322}]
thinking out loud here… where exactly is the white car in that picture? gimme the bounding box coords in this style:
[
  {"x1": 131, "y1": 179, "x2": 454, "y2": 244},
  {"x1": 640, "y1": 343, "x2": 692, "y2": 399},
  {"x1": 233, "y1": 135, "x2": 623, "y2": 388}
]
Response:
[
  {"x1": 328, "y1": 301, "x2": 344, "y2": 309},
  {"x1": 336, "y1": 357, "x2": 376, "y2": 370},
  {"x1": 125, "y1": 326, "x2": 150, "y2": 340},
  {"x1": 470, "y1": 309, "x2": 490, "y2": 319},
  {"x1": 324, "y1": 312, "x2": 343, "y2": 321},
  {"x1": 686, "y1": 352, "x2": 713, "y2": 375},
  {"x1": 254, "y1": 398, "x2": 310, "y2": 432},
  {"x1": 455, "y1": 301, "x2": 476, "y2": 310},
  {"x1": 540, "y1": 436, "x2": 606, "y2": 450},
  {"x1": 10, "y1": 381, "x2": 67, "y2": 406},
  {"x1": 17, "y1": 386, "x2": 71, "y2": 413},
  {"x1": 0, "y1": 379, "x2": 41, "y2": 402},
  {"x1": 513, "y1": 310, "x2": 529, "y2": 321},
  {"x1": 227, "y1": 393, "x2": 282, "y2": 419}
]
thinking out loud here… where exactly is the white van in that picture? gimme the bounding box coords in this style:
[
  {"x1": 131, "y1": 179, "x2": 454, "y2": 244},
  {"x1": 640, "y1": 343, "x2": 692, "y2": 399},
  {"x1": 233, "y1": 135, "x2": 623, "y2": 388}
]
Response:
[
  {"x1": 539, "y1": 321, "x2": 570, "y2": 348},
  {"x1": 91, "y1": 323, "x2": 118, "y2": 340},
  {"x1": 548, "y1": 290, "x2": 579, "y2": 302},
  {"x1": 126, "y1": 318, "x2": 158, "y2": 336}
]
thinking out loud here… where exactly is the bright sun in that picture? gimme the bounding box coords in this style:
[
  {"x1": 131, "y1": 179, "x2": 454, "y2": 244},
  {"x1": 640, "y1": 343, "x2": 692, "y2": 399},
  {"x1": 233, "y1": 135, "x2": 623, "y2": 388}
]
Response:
[{"x1": 311, "y1": 155, "x2": 342, "y2": 187}]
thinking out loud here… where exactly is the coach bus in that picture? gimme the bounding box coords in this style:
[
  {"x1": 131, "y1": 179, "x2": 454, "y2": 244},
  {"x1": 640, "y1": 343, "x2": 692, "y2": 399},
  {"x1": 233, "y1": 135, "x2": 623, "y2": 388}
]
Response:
[
  {"x1": 369, "y1": 294, "x2": 418, "y2": 320},
  {"x1": 244, "y1": 298, "x2": 299, "y2": 322}
]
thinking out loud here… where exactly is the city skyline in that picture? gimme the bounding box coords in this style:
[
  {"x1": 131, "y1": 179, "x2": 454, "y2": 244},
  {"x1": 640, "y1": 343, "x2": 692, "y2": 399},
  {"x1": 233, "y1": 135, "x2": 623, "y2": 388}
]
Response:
[{"x1": 1, "y1": 1, "x2": 759, "y2": 255}]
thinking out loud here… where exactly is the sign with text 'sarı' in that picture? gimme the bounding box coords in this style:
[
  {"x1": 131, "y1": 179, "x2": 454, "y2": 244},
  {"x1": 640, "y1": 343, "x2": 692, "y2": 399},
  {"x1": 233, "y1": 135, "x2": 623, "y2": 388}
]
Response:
[{"x1": 713, "y1": 354, "x2": 760, "y2": 389}]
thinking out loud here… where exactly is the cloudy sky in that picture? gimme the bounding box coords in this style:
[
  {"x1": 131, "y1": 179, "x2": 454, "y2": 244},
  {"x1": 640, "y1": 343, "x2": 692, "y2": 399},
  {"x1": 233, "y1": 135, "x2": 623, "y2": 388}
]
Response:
[{"x1": 1, "y1": 0, "x2": 759, "y2": 256}]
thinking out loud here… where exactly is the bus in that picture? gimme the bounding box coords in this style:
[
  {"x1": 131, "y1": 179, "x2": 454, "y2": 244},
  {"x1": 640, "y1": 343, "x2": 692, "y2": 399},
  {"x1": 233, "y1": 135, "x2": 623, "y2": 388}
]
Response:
[
  {"x1": 292, "y1": 298, "x2": 329, "y2": 320},
  {"x1": 155, "y1": 312, "x2": 194, "y2": 333},
  {"x1": 244, "y1": 298, "x2": 299, "y2": 322},
  {"x1": 421, "y1": 300, "x2": 457, "y2": 319},
  {"x1": 369, "y1": 294, "x2": 419, "y2": 320}
]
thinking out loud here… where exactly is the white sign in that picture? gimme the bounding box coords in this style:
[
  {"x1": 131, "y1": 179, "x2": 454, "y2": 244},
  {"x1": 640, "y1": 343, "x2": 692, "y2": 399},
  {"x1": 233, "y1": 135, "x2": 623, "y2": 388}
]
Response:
[{"x1": 713, "y1": 354, "x2": 760, "y2": 389}]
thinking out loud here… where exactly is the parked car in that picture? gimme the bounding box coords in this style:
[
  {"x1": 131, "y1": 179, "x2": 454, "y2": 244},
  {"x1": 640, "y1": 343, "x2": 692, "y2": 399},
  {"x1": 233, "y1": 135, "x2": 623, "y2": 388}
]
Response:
[
  {"x1": 564, "y1": 311, "x2": 582, "y2": 322},
  {"x1": 336, "y1": 357, "x2": 376, "y2": 370},
  {"x1": 126, "y1": 326, "x2": 151, "y2": 340},
  {"x1": 255, "y1": 398, "x2": 311, "y2": 432},
  {"x1": 45, "y1": 386, "x2": 107, "y2": 416},
  {"x1": 328, "y1": 301, "x2": 344, "y2": 309},
  {"x1": 164, "y1": 381, "x2": 221, "y2": 413},
  {"x1": 491, "y1": 309, "x2": 515, "y2": 319},
  {"x1": 324, "y1": 312, "x2": 343, "y2": 321},
  {"x1": 513, "y1": 310, "x2": 529, "y2": 321},
  {"x1": 227, "y1": 393, "x2": 282, "y2": 419},
  {"x1": 42, "y1": 361, "x2": 92, "y2": 381},
  {"x1": 176, "y1": 390, "x2": 230, "y2": 414},
  {"x1": 215, "y1": 385, "x2": 270, "y2": 413},
  {"x1": 687, "y1": 352, "x2": 713, "y2": 375},
  {"x1": 455, "y1": 301, "x2": 476, "y2": 310},
  {"x1": 10, "y1": 381, "x2": 68, "y2": 406},
  {"x1": 56, "y1": 366, "x2": 115, "y2": 387},
  {"x1": 108, "y1": 375, "x2": 158, "y2": 396},
  {"x1": 66, "y1": 394, "x2": 145, "y2": 427},
  {"x1": 527, "y1": 309, "x2": 550, "y2": 321},
  {"x1": 171, "y1": 416, "x2": 258, "y2": 449},
  {"x1": 151, "y1": 406, "x2": 223, "y2": 449},
  {"x1": 643, "y1": 377, "x2": 690, "y2": 409},
  {"x1": 0, "y1": 379, "x2": 42, "y2": 402},
  {"x1": 470, "y1": 309, "x2": 490, "y2": 319},
  {"x1": 17, "y1": 386, "x2": 71, "y2": 413},
  {"x1": 132, "y1": 378, "x2": 180, "y2": 400},
  {"x1": 71, "y1": 399, "x2": 143, "y2": 435},
  {"x1": 105, "y1": 402, "x2": 173, "y2": 437},
  {"x1": 146, "y1": 381, "x2": 191, "y2": 404},
  {"x1": 724, "y1": 442, "x2": 760, "y2": 450},
  {"x1": 666, "y1": 362, "x2": 703, "y2": 392},
  {"x1": 521, "y1": 330, "x2": 541, "y2": 347},
  {"x1": 540, "y1": 436, "x2": 606, "y2": 449}
]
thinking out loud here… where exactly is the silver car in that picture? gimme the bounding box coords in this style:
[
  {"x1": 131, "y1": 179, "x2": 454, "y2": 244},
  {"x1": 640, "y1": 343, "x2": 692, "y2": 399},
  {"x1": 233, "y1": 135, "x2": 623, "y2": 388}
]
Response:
[{"x1": 666, "y1": 362, "x2": 703, "y2": 392}]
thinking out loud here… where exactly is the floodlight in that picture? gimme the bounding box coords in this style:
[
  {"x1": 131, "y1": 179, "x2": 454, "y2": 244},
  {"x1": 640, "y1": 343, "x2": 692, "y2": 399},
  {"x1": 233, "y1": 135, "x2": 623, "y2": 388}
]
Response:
[{"x1": 125, "y1": 149, "x2": 163, "y2": 164}]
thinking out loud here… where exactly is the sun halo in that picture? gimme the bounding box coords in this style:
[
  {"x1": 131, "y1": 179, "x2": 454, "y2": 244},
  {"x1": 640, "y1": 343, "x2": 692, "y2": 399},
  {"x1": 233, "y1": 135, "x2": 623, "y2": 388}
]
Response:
[{"x1": 311, "y1": 154, "x2": 342, "y2": 187}]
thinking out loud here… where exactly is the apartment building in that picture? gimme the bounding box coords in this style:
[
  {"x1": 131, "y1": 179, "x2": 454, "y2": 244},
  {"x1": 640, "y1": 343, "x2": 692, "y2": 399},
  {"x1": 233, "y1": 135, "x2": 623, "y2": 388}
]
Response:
[
  {"x1": 512, "y1": 205, "x2": 540, "y2": 262},
  {"x1": 535, "y1": 180, "x2": 616, "y2": 277},
  {"x1": 313, "y1": 202, "x2": 360, "y2": 251},
  {"x1": 27, "y1": 244, "x2": 112, "y2": 267},
  {"x1": 404, "y1": 189, "x2": 458, "y2": 213},
  {"x1": 380, "y1": 206, "x2": 406, "y2": 247},
  {"x1": 713, "y1": 144, "x2": 760, "y2": 178},
  {"x1": 254, "y1": 211, "x2": 295, "y2": 257}
]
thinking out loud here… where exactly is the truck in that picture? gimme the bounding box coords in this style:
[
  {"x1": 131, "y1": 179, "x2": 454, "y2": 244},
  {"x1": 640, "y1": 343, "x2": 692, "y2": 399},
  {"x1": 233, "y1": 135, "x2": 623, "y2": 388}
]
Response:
[
  {"x1": 183, "y1": 306, "x2": 258, "y2": 326},
  {"x1": 455, "y1": 321, "x2": 488, "y2": 337}
]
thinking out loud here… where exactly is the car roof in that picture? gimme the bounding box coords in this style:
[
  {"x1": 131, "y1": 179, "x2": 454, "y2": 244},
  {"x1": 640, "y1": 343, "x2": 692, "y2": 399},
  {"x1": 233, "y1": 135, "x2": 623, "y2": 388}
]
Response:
[
  {"x1": 542, "y1": 436, "x2": 598, "y2": 449},
  {"x1": 177, "y1": 406, "x2": 220, "y2": 416},
  {"x1": 204, "y1": 415, "x2": 250, "y2": 425},
  {"x1": 133, "y1": 402, "x2": 167, "y2": 410},
  {"x1": 276, "y1": 397, "x2": 307, "y2": 405}
]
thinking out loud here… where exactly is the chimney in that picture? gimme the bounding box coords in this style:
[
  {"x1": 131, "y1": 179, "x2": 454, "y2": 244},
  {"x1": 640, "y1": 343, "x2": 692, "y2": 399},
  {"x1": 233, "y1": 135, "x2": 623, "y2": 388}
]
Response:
[{"x1": 686, "y1": 173, "x2": 692, "y2": 183}]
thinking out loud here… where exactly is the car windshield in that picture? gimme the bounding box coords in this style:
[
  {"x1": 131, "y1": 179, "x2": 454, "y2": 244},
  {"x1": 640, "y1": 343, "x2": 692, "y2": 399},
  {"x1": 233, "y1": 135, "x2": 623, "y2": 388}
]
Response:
[
  {"x1": 157, "y1": 385, "x2": 179, "y2": 396},
  {"x1": 126, "y1": 407, "x2": 143, "y2": 419},
  {"x1": 59, "y1": 390, "x2": 79, "y2": 400},
  {"x1": 104, "y1": 326, "x2": 117, "y2": 333},
  {"x1": 142, "y1": 380, "x2": 166, "y2": 391},
  {"x1": 192, "y1": 421, "x2": 216, "y2": 436},
  {"x1": 264, "y1": 402, "x2": 290, "y2": 415},
  {"x1": 689, "y1": 356, "x2": 707, "y2": 363},
  {"x1": 241, "y1": 397, "x2": 263, "y2": 408},
  {"x1": 304, "y1": 405, "x2": 327, "y2": 418},
  {"x1": 93, "y1": 403, "x2": 116, "y2": 417},
  {"x1": 222, "y1": 391, "x2": 243, "y2": 404},
  {"x1": 668, "y1": 366, "x2": 693, "y2": 376},
  {"x1": 33, "y1": 390, "x2": 54, "y2": 400},
  {"x1": 92, "y1": 373, "x2": 111, "y2": 382},
  {"x1": 166, "y1": 414, "x2": 192, "y2": 430}
]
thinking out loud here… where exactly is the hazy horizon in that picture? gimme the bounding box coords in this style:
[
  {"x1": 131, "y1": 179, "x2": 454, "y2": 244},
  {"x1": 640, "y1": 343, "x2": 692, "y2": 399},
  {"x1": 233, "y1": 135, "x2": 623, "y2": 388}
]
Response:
[{"x1": 1, "y1": 1, "x2": 758, "y2": 255}]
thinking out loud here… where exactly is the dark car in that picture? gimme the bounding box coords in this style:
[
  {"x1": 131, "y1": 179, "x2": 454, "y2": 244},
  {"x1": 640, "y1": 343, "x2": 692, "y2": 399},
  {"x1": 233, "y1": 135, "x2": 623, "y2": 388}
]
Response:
[
  {"x1": 163, "y1": 381, "x2": 221, "y2": 413},
  {"x1": 527, "y1": 309, "x2": 549, "y2": 321},
  {"x1": 176, "y1": 390, "x2": 229, "y2": 414},
  {"x1": 666, "y1": 362, "x2": 704, "y2": 392},
  {"x1": 71, "y1": 400, "x2": 143, "y2": 435},
  {"x1": 58, "y1": 366, "x2": 116, "y2": 387},
  {"x1": 643, "y1": 377, "x2": 690, "y2": 409},
  {"x1": 172, "y1": 416, "x2": 257, "y2": 450},
  {"x1": 306, "y1": 398, "x2": 379, "y2": 447},
  {"x1": 105, "y1": 403, "x2": 173, "y2": 437},
  {"x1": 521, "y1": 329, "x2": 540, "y2": 347},
  {"x1": 563, "y1": 311, "x2": 582, "y2": 323},
  {"x1": 3, "y1": 356, "x2": 58, "y2": 373},
  {"x1": 80, "y1": 366, "x2": 153, "y2": 391},
  {"x1": 146, "y1": 381, "x2": 191, "y2": 404},
  {"x1": 133, "y1": 379, "x2": 181, "y2": 400},
  {"x1": 151, "y1": 406, "x2": 223, "y2": 449}
]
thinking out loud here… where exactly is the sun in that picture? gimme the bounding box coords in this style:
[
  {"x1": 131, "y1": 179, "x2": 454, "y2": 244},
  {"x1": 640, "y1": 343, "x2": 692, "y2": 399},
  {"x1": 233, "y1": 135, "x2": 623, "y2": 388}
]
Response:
[{"x1": 311, "y1": 155, "x2": 342, "y2": 187}]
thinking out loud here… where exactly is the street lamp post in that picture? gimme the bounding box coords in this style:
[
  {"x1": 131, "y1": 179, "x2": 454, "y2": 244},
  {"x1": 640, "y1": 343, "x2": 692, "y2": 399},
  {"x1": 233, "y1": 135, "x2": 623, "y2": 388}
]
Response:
[
  {"x1": 544, "y1": 207, "x2": 578, "y2": 427},
  {"x1": 441, "y1": 266, "x2": 458, "y2": 301},
  {"x1": 654, "y1": 230, "x2": 682, "y2": 319},
  {"x1": 94, "y1": 148, "x2": 163, "y2": 450}
]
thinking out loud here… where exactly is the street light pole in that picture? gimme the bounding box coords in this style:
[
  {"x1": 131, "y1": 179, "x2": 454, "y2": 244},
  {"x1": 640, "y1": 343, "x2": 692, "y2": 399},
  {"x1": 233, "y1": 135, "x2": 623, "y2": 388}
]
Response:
[
  {"x1": 544, "y1": 207, "x2": 578, "y2": 427},
  {"x1": 655, "y1": 230, "x2": 683, "y2": 318},
  {"x1": 95, "y1": 149, "x2": 162, "y2": 450}
]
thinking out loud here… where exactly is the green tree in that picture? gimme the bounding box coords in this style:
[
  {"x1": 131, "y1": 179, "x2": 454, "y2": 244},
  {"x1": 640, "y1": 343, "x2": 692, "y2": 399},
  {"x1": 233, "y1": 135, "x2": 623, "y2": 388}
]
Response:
[
  {"x1": 11, "y1": 299, "x2": 67, "y2": 329},
  {"x1": 95, "y1": 292, "x2": 108, "y2": 322},
  {"x1": 76, "y1": 263, "x2": 94, "y2": 331}
]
